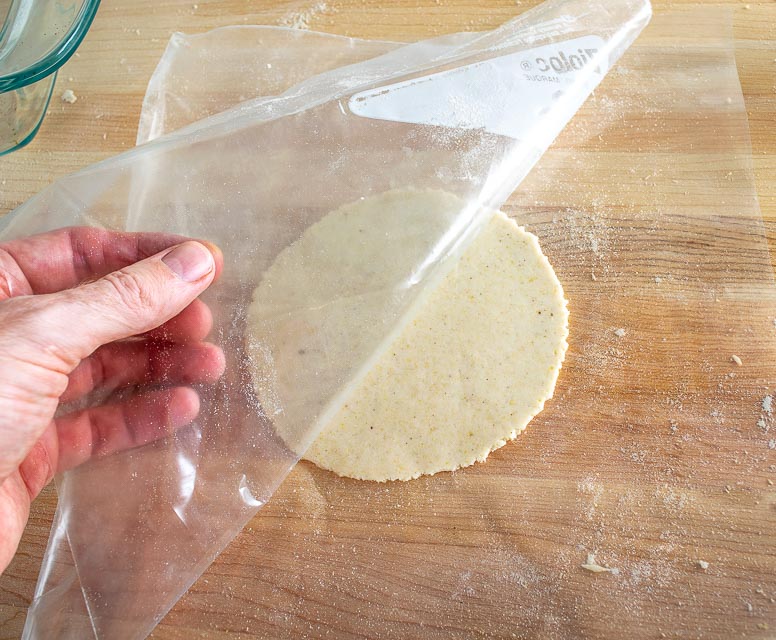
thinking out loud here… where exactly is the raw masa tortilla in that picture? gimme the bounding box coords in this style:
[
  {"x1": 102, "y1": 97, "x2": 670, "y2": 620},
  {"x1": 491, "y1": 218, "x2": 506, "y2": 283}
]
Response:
[{"x1": 247, "y1": 190, "x2": 568, "y2": 481}]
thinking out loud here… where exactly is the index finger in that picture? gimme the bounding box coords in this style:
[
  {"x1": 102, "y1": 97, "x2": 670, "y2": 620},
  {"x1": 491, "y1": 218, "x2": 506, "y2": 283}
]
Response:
[{"x1": 0, "y1": 227, "x2": 223, "y2": 294}]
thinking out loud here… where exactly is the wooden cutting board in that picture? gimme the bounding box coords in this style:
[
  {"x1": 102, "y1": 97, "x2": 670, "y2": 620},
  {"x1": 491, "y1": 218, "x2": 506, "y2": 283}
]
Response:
[{"x1": 1, "y1": 1, "x2": 775, "y2": 639}]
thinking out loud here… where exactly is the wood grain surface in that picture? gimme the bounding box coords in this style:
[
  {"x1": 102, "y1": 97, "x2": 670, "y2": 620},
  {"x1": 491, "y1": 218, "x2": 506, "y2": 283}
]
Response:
[{"x1": 1, "y1": 1, "x2": 776, "y2": 639}]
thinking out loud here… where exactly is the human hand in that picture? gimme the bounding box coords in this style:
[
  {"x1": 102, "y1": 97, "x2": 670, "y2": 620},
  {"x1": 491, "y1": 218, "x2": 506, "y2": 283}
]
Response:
[{"x1": 0, "y1": 228, "x2": 226, "y2": 573}]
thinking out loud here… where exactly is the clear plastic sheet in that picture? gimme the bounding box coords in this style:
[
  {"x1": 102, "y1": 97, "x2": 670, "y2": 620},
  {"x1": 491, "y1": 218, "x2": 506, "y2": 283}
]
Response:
[
  {"x1": 137, "y1": 7, "x2": 775, "y2": 640},
  {"x1": 0, "y1": 1, "x2": 653, "y2": 638}
]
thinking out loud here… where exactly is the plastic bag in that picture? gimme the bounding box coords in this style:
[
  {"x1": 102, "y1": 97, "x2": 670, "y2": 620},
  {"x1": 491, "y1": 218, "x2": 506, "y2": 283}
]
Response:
[
  {"x1": 0, "y1": 1, "x2": 651, "y2": 638},
  {"x1": 137, "y1": 27, "x2": 401, "y2": 146},
  {"x1": 123, "y1": 7, "x2": 776, "y2": 640}
]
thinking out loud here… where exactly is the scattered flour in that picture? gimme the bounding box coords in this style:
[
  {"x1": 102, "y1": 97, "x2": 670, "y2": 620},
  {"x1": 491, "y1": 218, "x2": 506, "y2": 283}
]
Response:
[
  {"x1": 578, "y1": 477, "x2": 604, "y2": 520},
  {"x1": 280, "y1": 2, "x2": 328, "y2": 29},
  {"x1": 614, "y1": 328, "x2": 626, "y2": 338},
  {"x1": 757, "y1": 395, "x2": 773, "y2": 433},
  {"x1": 452, "y1": 570, "x2": 476, "y2": 599}
]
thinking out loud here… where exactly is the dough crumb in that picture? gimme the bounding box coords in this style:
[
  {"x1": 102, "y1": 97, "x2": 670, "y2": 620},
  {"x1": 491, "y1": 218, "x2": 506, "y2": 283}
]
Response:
[
  {"x1": 654, "y1": 276, "x2": 662, "y2": 284},
  {"x1": 591, "y1": 271, "x2": 597, "y2": 281},
  {"x1": 581, "y1": 553, "x2": 618, "y2": 574},
  {"x1": 61, "y1": 89, "x2": 77, "y2": 104},
  {"x1": 614, "y1": 328, "x2": 626, "y2": 338},
  {"x1": 762, "y1": 395, "x2": 773, "y2": 415},
  {"x1": 730, "y1": 355, "x2": 742, "y2": 366},
  {"x1": 697, "y1": 560, "x2": 709, "y2": 570}
]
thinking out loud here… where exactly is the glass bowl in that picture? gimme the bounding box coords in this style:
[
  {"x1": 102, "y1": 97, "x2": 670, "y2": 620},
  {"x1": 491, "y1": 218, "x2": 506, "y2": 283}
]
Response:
[{"x1": 0, "y1": 0, "x2": 101, "y2": 156}]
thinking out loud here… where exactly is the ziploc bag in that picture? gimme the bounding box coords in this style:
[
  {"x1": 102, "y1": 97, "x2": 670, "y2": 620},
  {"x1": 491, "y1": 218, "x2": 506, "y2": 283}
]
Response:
[
  {"x1": 137, "y1": 27, "x2": 401, "y2": 146},
  {"x1": 132, "y1": 8, "x2": 776, "y2": 640},
  {"x1": 1, "y1": 1, "x2": 650, "y2": 637}
]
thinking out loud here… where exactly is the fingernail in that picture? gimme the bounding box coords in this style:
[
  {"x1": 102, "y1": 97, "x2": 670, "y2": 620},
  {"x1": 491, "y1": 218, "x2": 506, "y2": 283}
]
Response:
[{"x1": 162, "y1": 242, "x2": 214, "y2": 282}]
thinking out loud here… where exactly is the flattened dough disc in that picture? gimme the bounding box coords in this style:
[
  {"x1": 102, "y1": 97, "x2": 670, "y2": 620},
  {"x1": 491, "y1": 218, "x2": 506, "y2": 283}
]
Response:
[{"x1": 247, "y1": 190, "x2": 568, "y2": 481}]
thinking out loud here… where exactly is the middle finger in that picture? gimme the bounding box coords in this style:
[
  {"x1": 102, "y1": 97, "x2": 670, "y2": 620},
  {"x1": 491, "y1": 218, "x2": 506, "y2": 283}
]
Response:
[{"x1": 62, "y1": 339, "x2": 225, "y2": 403}]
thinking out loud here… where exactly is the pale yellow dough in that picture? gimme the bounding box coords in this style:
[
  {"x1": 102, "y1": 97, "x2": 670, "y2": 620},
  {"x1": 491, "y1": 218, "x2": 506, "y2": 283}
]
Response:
[{"x1": 247, "y1": 190, "x2": 568, "y2": 481}]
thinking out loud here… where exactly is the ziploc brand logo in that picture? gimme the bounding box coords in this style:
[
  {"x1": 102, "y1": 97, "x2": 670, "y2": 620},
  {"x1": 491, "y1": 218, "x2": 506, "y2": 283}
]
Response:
[
  {"x1": 532, "y1": 45, "x2": 600, "y2": 74},
  {"x1": 348, "y1": 35, "x2": 607, "y2": 146}
]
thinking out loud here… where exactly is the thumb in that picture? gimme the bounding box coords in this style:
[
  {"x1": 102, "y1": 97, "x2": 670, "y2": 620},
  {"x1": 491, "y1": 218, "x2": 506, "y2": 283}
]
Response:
[{"x1": 36, "y1": 240, "x2": 218, "y2": 364}]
